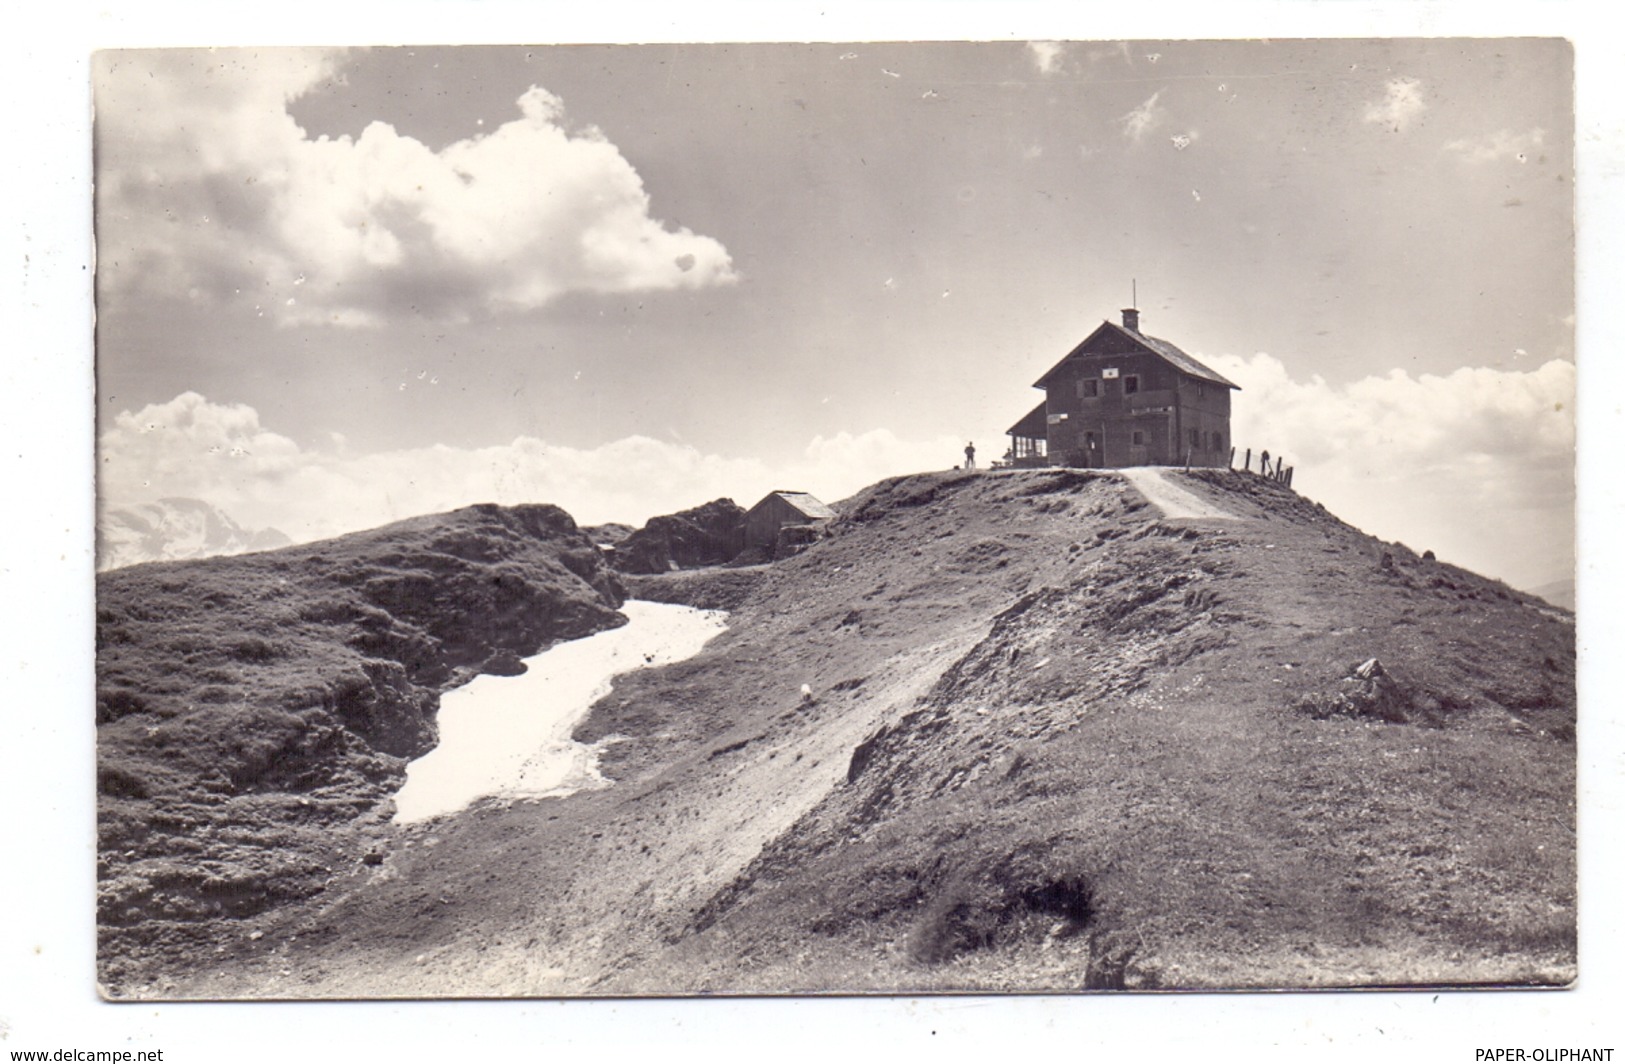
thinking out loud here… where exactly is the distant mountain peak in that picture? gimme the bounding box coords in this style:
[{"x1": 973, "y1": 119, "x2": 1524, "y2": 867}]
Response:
[
  {"x1": 1524, "y1": 577, "x2": 1575, "y2": 612},
  {"x1": 98, "y1": 497, "x2": 292, "y2": 571}
]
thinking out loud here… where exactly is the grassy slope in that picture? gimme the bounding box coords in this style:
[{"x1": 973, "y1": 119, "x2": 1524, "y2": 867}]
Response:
[
  {"x1": 150, "y1": 470, "x2": 1573, "y2": 997},
  {"x1": 637, "y1": 470, "x2": 1575, "y2": 991},
  {"x1": 96, "y1": 503, "x2": 625, "y2": 996},
  {"x1": 588, "y1": 471, "x2": 1573, "y2": 994}
]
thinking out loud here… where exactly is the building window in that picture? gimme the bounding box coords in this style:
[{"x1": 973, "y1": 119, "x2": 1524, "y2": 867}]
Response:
[
  {"x1": 1189, "y1": 428, "x2": 1201, "y2": 448},
  {"x1": 1212, "y1": 430, "x2": 1224, "y2": 451},
  {"x1": 1079, "y1": 378, "x2": 1099, "y2": 398},
  {"x1": 1131, "y1": 430, "x2": 1145, "y2": 446},
  {"x1": 1124, "y1": 375, "x2": 1140, "y2": 394}
]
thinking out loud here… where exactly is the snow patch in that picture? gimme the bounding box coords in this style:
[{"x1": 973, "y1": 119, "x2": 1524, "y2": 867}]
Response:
[{"x1": 393, "y1": 600, "x2": 727, "y2": 824}]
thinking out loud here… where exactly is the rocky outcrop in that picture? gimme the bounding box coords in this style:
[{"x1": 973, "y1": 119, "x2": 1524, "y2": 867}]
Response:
[
  {"x1": 610, "y1": 498, "x2": 746, "y2": 574},
  {"x1": 99, "y1": 470, "x2": 1578, "y2": 998},
  {"x1": 582, "y1": 523, "x2": 636, "y2": 548},
  {"x1": 96, "y1": 503, "x2": 626, "y2": 987}
]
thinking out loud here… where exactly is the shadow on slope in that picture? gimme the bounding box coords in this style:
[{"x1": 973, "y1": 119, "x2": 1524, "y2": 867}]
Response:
[
  {"x1": 132, "y1": 469, "x2": 1574, "y2": 998},
  {"x1": 611, "y1": 469, "x2": 1575, "y2": 992},
  {"x1": 96, "y1": 503, "x2": 625, "y2": 995}
]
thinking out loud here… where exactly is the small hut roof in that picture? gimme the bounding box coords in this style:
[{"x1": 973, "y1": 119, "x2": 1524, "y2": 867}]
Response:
[{"x1": 757, "y1": 491, "x2": 836, "y2": 521}]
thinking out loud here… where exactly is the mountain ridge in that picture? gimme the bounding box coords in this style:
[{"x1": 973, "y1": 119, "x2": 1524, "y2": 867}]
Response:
[
  {"x1": 98, "y1": 496, "x2": 293, "y2": 571},
  {"x1": 96, "y1": 502, "x2": 626, "y2": 993},
  {"x1": 96, "y1": 469, "x2": 1575, "y2": 996}
]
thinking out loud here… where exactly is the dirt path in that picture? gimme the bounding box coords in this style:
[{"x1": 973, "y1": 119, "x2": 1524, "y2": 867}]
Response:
[
  {"x1": 1117, "y1": 467, "x2": 1239, "y2": 521},
  {"x1": 133, "y1": 468, "x2": 1574, "y2": 998}
]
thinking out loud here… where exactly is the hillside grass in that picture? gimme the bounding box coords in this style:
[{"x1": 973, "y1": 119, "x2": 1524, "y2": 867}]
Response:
[
  {"x1": 97, "y1": 503, "x2": 626, "y2": 995},
  {"x1": 126, "y1": 469, "x2": 1573, "y2": 998},
  {"x1": 604, "y1": 469, "x2": 1575, "y2": 992}
]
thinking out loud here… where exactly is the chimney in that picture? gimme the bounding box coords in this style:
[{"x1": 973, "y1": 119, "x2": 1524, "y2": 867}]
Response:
[{"x1": 1122, "y1": 307, "x2": 1141, "y2": 332}]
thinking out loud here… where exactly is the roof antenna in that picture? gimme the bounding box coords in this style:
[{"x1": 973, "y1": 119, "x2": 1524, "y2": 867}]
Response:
[{"x1": 1132, "y1": 278, "x2": 1137, "y2": 309}]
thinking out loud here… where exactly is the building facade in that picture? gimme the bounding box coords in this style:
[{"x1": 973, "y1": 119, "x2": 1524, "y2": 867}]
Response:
[
  {"x1": 742, "y1": 491, "x2": 836, "y2": 553},
  {"x1": 1007, "y1": 308, "x2": 1239, "y2": 469}
]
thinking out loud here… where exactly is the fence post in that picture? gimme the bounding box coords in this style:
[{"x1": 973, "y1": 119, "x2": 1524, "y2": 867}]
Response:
[
  {"x1": 1243, "y1": 448, "x2": 1251, "y2": 472},
  {"x1": 1275, "y1": 457, "x2": 1284, "y2": 479},
  {"x1": 1228, "y1": 446, "x2": 1236, "y2": 470}
]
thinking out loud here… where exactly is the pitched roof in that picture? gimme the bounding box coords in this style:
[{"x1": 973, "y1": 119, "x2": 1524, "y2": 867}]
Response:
[
  {"x1": 1007, "y1": 400, "x2": 1049, "y2": 438},
  {"x1": 1034, "y1": 320, "x2": 1240, "y2": 390},
  {"x1": 757, "y1": 491, "x2": 837, "y2": 521}
]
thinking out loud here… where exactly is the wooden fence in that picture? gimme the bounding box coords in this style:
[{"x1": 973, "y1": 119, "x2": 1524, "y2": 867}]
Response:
[{"x1": 1230, "y1": 446, "x2": 1294, "y2": 488}]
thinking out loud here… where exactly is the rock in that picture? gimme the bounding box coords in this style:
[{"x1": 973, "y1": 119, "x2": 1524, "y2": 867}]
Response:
[
  {"x1": 483, "y1": 649, "x2": 528, "y2": 677},
  {"x1": 582, "y1": 522, "x2": 635, "y2": 548},
  {"x1": 773, "y1": 522, "x2": 825, "y2": 559},
  {"x1": 612, "y1": 499, "x2": 747, "y2": 574},
  {"x1": 1297, "y1": 658, "x2": 1410, "y2": 722}
]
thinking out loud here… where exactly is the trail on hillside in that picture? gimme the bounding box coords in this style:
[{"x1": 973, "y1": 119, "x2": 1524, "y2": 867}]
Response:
[
  {"x1": 105, "y1": 469, "x2": 1575, "y2": 998},
  {"x1": 1118, "y1": 467, "x2": 1239, "y2": 520}
]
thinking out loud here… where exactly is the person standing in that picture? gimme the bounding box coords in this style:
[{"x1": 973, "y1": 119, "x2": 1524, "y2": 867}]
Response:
[{"x1": 964, "y1": 442, "x2": 977, "y2": 470}]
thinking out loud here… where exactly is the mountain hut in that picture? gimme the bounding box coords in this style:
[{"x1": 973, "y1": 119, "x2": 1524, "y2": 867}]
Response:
[
  {"x1": 742, "y1": 490, "x2": 836, "y2": 553},
  {"x1": 1006, "y1": 308, "x2": 1239, "y2": 469}
]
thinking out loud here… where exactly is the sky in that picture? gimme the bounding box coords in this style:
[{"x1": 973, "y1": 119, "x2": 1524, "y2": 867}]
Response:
[{"x1": 93, "y1": 38, "x2": 1576, "y2": 589}]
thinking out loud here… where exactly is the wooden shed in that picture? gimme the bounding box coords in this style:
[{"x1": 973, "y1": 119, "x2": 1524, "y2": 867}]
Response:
[
  {"x1": 1006, "y1": 308, "x2": 1239, "y2": 469},
  {"x1": 742, "y1": 490, "x2": 836, "y2": 553}
]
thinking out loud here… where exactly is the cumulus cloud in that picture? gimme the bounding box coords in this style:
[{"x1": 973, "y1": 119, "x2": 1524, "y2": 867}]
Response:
[
  {"x1": 102, "y1": 348, "x2": 1580, "y2": 594},
  {"x1": 1204, "y1": 352, "x2": 1574, "y2": 588},
  {"x1": 1026, "y1": 42, "x2": 1068, "y2": 77},
  {"x1": 1443, "y1": 127, "x2": 1546, "y2": 163},
  {"x1": 99, "y1": 392, "x2": 307, "y2": 495},
  {"x1": 99, "y1": 367, "x2": 1576, "y2": 589},
  {"x1": 1119, "y1": 91, "x2": 1164, "y2": 144},
  {"x1": 94, "y1": 50, "x2": 736, "y2": 327},
  {"x1": 99, "y1": 393, "x2": 963, "y2": 548},
  {"x1": 1363, "y1": 76, "x2": 1426, "y2": 133}
]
